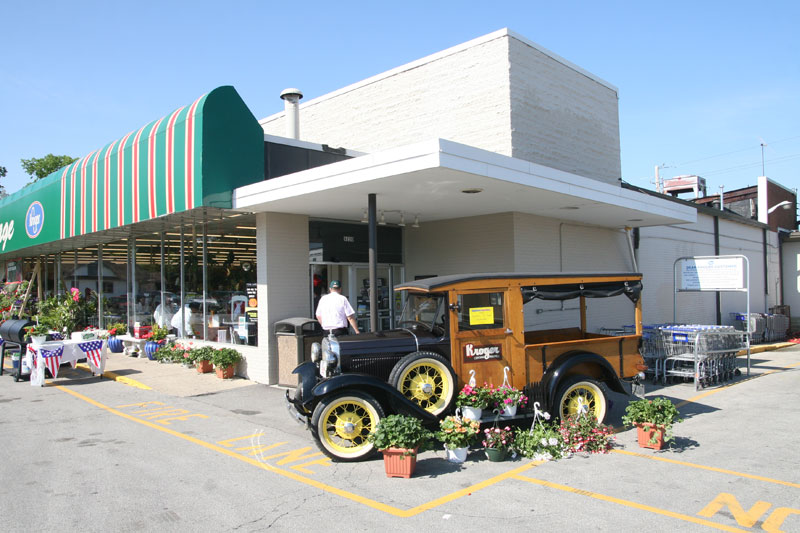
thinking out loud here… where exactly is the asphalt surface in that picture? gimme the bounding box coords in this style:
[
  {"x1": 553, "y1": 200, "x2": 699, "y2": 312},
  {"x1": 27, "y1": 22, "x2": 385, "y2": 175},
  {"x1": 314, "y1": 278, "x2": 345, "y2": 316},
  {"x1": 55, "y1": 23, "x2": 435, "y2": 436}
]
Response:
[{"x1": 1, "y1": 344, "x2": 799, "y2": 532}]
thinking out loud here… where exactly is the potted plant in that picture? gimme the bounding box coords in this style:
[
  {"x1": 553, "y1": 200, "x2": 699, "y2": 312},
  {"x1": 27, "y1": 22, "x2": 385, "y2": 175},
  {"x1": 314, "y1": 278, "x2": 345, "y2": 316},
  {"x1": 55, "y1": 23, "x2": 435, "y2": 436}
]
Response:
[
  {"x1": 143, "y1": 324, "x2": 169, "y2": 360},
  {"x1": 24, "y1": 322, "x2": 48, "y2": 344},
  {"x1": 456, "y1": 384, "x2": 490, "y2": 421},
  {"x1": 212, "y1": 347, "x2": 242, "y2": 379},
  {"x1": 194, "y1": 346, "x2": 214, "y2": 373},
  {"x1": 621, "y1": 397, "x2": 683, "y2": 450},
  {"x1": 435, "y1": 415, "x2": 481, "y2": 463},
  {"x1": 482, "y1": 425, "x2": 514, "y2": 462},
  {"x1": 367, "y1": 414, "x2": 433, "y2": 478},
  {"x1": 490, "y1": 385, "x2": 528, "y2": 417},
  {"x1": 514, "y1": 414, "x2": 567, "y2": 461},
  {"x1": 106, "y1": 322, "x2": 127, "y2": 353},
  {"x1": 560, "y1": 414, "x2": 615, "y2": 454}
]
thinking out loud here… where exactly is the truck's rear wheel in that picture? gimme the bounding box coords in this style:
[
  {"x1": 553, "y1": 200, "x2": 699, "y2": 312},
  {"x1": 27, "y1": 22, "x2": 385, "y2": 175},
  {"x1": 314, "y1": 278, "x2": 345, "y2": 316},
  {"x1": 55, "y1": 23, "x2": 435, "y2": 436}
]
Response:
[
  {"x1": 310, "y1": 391, "x2": 384, "y2": 462},
  {"x1": 389, "y1": 352, "x2": 456, "y2": 416},
  {"x1": 555, "y1": 377, "x2": 608, "y2": 424}
]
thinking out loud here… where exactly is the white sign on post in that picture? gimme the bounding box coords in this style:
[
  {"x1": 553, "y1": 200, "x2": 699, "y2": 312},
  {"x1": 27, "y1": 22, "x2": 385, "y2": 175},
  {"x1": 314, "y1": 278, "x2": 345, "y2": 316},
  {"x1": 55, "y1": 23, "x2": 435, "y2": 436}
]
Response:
[{"x1": 678, "y1": 257, "x2": 745, "y2": 292}]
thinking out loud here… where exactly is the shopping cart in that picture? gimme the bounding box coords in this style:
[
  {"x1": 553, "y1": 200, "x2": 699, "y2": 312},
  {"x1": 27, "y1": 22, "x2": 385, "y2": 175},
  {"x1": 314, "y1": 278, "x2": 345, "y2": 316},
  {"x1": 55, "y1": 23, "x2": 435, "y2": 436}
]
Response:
[{"x1": 660, "y1": 325, "x2": 744, "y2": 390}]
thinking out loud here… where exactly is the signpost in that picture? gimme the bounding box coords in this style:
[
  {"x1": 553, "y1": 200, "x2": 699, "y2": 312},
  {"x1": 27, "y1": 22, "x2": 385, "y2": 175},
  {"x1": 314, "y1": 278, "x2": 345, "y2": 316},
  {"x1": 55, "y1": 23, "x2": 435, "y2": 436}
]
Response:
[{"x1": 673, "y1": 255, "x2": 751, "y2": 375}]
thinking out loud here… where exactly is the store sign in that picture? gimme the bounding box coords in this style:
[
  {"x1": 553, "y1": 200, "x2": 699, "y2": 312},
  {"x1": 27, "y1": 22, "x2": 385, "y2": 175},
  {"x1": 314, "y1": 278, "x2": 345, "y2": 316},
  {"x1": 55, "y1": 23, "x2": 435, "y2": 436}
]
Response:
[
  {"x1": 0, "y1": 219, "x2": 14, "y2": 251},
  {"x1": 25, "y1": 201, "x2": 44, "y2": 238},
  {"x1": 678, "y1": 257, "x2": 745, "y2": 291},
  {"x1": 464, "y1": 343, "x2": 502, "y2": 362}
]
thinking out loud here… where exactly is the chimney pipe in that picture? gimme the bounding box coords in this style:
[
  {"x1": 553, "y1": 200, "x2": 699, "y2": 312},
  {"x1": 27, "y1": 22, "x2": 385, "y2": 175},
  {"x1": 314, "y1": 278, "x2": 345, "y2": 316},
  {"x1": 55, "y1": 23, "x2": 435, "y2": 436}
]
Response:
[{"x1": 280, "y1": 88, "x2": 303, "y2": 140}]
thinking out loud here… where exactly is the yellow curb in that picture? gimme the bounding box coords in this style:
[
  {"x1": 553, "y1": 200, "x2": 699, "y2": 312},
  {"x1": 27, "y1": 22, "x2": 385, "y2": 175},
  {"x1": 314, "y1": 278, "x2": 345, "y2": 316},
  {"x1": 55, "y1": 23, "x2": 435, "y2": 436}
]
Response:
[
  {"x1": 74, "y1": 363, "x2": 152, "y2": 390},
  {"x1": 737, "y1": 342, "x2": 795, "y2": 356}
]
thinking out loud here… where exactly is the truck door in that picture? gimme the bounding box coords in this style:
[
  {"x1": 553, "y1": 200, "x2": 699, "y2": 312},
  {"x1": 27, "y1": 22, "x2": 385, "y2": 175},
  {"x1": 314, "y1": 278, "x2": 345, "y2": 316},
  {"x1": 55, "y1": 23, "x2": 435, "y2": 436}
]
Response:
[{"x1": 449, "y1": 289, "x2": 517, "y2": 389}]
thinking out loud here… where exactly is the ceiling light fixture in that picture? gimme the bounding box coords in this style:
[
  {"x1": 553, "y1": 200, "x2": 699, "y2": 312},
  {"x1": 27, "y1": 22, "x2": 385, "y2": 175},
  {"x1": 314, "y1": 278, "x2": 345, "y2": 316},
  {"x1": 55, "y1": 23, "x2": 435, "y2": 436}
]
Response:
[
  {"x1": 412, "y1": 215, "x2": 420, "y2": 228},
  {"x1": 461, "y1": 188, "x2": 483, "y2": 194},
  {"x1": 361, "y1": 209, "x2": 368, "y2": 223},
  {"x1": 398, "y1": 213, "x2": 406, "y2": 227},
  {"x1": 379, "y1": 211, "x2": 386, "y2": 225}
]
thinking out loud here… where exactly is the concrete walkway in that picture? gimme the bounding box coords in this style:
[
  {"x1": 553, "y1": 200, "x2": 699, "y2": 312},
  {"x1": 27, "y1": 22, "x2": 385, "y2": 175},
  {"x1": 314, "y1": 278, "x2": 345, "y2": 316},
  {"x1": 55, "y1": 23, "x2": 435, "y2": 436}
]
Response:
[{"x1": 74, "y1": 349, "x2": 258, "y2": 397}]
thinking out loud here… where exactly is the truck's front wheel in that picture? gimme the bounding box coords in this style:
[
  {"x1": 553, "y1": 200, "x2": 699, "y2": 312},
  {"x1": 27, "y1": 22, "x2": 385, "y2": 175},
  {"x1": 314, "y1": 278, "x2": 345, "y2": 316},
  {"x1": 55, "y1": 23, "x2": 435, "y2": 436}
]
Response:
[
  {"x1": 555, "y1": 377, "x2": 608, "y2": 424},
  {"x1": 389, "y1": 352, "x2": 456, "y2": 416},
  {"x1": 310, "y1": 391, "x2": 385, "y2": 462}
]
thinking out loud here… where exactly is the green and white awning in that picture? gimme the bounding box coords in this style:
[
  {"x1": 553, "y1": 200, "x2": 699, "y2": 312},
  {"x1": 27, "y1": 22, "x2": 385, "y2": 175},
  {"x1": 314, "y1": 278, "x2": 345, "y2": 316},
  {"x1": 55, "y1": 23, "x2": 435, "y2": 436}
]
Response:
[{"x1": 0, "y1": 85, "x2": 264, "y2": 256}]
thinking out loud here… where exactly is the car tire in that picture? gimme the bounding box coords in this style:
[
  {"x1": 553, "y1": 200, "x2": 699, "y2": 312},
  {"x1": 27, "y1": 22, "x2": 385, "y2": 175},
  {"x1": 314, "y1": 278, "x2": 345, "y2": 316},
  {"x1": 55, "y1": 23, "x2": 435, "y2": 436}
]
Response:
[
  {"x1": 555, "y1": 376, "x2": 608, "y2": 424},
  {"x1": 310, "y1": 391, "x2": 385, "y2": 462},
  {"x1": 388, "y1": 351, "x2": 457, "y2": 416}
]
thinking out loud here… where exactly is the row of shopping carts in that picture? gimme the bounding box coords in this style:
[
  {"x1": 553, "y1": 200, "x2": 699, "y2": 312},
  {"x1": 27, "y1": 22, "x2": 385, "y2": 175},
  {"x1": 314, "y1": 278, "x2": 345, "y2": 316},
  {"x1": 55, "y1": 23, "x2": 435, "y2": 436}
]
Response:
[
  {"x1": 641, "y1": 324, "x2": 745, "y2": 390},
  {"x1": 730, "y1": 313, "x2": 789, "y2": 343}
]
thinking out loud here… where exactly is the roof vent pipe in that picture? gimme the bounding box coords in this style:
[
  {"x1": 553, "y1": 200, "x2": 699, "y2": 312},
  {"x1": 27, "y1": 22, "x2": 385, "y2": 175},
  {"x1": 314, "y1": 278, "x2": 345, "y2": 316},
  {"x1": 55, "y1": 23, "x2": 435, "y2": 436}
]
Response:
[{"x1": 280, "y1": 88, "x2": 303, "y2": 140}]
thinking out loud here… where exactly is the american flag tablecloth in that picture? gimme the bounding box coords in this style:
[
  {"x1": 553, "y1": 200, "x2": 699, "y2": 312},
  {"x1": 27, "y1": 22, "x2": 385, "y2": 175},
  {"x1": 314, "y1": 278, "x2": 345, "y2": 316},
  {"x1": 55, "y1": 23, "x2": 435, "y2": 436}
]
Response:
[
  {"x1": 78, "y1": 340, "x2": 105, "y2": 373},
  {"x1": 39, "y1": 345, "x2": 64, "y2": 379}
]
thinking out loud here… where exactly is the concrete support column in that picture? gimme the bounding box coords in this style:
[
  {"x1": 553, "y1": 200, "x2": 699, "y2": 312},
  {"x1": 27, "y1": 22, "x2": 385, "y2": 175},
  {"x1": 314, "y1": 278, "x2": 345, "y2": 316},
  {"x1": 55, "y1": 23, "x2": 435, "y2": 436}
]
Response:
[{"x1": 255, "y1": 212, "x2": 310, "y2": 384}]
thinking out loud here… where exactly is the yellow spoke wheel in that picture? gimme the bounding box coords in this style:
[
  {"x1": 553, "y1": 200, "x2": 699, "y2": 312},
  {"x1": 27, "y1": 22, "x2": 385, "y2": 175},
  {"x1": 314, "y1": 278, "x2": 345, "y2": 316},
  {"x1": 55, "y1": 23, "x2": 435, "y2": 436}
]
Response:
[
  {"x1": 311, "y1": 392, "x2": 384, "y2": 461},
  {"x1": 556, "y1": 378, "x2": 607, "y2": 424},
  {"x1": 389, "y1": 352, "x2": 456, "y2": 416}
]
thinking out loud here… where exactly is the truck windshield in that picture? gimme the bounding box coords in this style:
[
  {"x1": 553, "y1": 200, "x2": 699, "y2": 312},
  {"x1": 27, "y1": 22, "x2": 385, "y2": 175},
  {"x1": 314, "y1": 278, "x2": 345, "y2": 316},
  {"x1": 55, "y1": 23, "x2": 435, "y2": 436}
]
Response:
[{"x1": 398, "y1": 294, "x2": 445, "y2": 331}]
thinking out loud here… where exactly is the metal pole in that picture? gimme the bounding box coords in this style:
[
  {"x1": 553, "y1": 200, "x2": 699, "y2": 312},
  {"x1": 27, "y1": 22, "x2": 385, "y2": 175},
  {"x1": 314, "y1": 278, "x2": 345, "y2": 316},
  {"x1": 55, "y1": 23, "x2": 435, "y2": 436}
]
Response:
[
  {"x1": 180, "y1": 226, "x2": 185, "y2": 338},
  {"x1": 202, "y1": 221, "x2": 208, "y2": 341},
  {"x1": 98, "y1": 245, "x2": 103, "y2": 328},
  {"x1": 160, "y1": 232, "x2": 165, "y2": 328},
  {"x1": 368, "y1": 193, "x2": 378, "y2": 332},
  {"x1": 131, "y1": 238, "x2": 137, "y2": 328}
]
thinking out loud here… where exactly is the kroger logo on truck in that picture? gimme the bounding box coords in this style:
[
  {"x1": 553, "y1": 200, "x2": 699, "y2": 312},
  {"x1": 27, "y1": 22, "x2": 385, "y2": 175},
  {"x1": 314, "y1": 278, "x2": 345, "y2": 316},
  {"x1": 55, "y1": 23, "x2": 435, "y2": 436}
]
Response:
[{"x1": 25, "y1": 201, "x2": 44, "y2": 238}]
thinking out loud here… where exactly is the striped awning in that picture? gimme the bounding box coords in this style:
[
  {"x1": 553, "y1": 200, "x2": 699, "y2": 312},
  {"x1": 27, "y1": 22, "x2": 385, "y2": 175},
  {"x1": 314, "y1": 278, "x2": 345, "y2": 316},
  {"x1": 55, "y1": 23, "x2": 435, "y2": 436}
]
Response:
[{"x1": 0, "y1": 86, "x2": 264, "y2": 256}]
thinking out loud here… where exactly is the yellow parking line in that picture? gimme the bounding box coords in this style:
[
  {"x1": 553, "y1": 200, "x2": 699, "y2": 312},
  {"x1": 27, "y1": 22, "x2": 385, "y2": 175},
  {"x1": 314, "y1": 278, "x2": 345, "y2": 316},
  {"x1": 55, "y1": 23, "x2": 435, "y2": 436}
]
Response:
[
  {"x1": 74, "y1": 363, "x2": 152, "y2": 390},
  {"x1": 512, "y1": 475, "x2": 749, "y2": 532},
  {"x1": 611, "y1": 449, "x2": 800, "y2": 489},
  {"x1": 54, "y1": 384, "x2": 538, "y2": 517}
]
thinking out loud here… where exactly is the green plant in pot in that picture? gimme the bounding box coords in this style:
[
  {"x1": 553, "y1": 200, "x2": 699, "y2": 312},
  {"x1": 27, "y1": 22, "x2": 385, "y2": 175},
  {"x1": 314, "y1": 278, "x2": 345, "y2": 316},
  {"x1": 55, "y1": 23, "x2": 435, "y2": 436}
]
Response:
[
  {"x1": 211, "y1": 347, "x2": 242, "y2": 379},
  {"x1": 193, "y1": 346, "x2": 215, "y2": 373},
  {"x1": 368, "y1": 414, "x2": 433, "y2": 478},
  {"x1": 622, "y1": 397, "x2": 683, "y2": 450}
]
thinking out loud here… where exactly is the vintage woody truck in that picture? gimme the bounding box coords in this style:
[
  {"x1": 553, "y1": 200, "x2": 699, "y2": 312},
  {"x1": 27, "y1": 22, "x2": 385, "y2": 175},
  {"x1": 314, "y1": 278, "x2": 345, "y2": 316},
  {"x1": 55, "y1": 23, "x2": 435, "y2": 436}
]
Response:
[{"x1": 287, "y1": 272, "x2": 646, "y2": 461}]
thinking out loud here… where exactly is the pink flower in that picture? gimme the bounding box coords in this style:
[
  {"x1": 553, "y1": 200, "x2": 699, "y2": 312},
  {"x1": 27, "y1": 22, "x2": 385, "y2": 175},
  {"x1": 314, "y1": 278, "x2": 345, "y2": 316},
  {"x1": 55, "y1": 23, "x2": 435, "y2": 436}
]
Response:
[{"x1": 70, "y1": 287, "x2": 80, "y2": 302}]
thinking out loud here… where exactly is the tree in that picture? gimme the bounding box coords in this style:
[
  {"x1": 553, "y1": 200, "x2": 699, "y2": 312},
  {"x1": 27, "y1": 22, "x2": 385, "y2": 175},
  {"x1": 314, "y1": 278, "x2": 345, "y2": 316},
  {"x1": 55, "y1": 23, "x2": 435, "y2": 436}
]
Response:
[
  {"x1": 20, "y1": 154, "x2": 77, "y2": 183},
  {"x1": 0, "y1": 166, "x2": 6, "y2": 198}
]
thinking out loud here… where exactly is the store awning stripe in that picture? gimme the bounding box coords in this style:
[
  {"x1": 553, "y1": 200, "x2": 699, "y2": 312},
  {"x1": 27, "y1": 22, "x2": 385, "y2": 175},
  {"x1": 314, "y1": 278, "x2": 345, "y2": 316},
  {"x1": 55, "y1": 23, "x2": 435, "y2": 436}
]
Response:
[{"x1": 0, "y1": 85, "x2": 264, "y2": 258}]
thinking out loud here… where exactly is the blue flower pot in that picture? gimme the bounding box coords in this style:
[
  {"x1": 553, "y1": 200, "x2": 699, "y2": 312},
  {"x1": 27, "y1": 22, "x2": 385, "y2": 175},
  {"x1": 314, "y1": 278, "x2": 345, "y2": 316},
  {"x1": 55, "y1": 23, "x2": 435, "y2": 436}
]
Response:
[
  {"x1": 145, "y1": 341, "x2": 160, "y2": 360},
  {"x1": 107, "y1": 336, "x2": 123, "y2": 353}
]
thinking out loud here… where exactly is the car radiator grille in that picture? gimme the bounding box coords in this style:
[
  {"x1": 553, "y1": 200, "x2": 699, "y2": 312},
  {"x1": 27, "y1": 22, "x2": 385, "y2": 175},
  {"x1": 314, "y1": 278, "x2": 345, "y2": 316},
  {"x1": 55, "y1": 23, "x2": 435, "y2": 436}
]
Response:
[{"x1": 347, "y1": 355, "x2": 401, "y2": 382}]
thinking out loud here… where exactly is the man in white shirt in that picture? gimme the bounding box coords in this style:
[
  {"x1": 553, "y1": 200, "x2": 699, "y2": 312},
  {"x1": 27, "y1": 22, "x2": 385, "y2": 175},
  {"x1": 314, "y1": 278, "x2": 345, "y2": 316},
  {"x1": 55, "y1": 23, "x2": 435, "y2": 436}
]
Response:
[
  {"x1": 315, "y1": 280, "x2": 360, "y2": 336},
  {"x1": 170, "y1": 301, "x2": 202, "y2": 337}
]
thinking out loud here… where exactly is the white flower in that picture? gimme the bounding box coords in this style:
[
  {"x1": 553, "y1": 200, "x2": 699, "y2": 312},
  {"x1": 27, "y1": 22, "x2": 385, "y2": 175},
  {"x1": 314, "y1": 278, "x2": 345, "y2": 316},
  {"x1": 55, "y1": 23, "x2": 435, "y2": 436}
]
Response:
[
  {"x1": 541, "y1": 438, "x2": 548, "y2": 445},
  {"x1": 543, "y1": 412, "x2": 551, "y2": 420},
  {"x1": 549, "y1": 437, "x2": 559, "y2": 446}
]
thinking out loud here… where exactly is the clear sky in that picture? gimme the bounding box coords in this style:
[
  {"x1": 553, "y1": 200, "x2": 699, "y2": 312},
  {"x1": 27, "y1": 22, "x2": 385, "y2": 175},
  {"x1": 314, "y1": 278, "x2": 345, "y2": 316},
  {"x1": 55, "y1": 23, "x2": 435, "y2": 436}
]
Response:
[{"x1": 1, "y1": 0, "x2": 798, "y2": 197}]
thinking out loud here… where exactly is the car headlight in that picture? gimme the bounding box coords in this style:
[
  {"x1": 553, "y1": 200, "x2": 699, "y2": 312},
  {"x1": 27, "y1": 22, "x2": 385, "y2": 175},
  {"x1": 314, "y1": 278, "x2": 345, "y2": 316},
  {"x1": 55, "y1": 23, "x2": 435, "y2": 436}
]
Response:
[
  {"x1": 319, "y1": 334, "x2": 340, "y2": 378},
  {"x1": 310, "y1": 342, "x2": 321, "y2": 363}
]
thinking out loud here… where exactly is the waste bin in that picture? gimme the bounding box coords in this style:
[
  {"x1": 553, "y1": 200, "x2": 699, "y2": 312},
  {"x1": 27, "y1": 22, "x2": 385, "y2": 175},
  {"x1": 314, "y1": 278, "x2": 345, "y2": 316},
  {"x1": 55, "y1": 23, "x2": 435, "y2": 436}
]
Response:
[
  {"x1": 0, "y1": 319, "x2": 34, "y2": 381},
  {"x1": 275, "y1": 317, "x2": 324, "y2": 386}
]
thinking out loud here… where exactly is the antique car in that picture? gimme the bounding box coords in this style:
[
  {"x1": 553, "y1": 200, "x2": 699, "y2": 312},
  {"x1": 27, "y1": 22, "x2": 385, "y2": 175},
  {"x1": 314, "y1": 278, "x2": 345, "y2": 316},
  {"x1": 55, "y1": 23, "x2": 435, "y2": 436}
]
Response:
[{"x1": 287, "y1": 272, "x2": 646, "y2": 461}]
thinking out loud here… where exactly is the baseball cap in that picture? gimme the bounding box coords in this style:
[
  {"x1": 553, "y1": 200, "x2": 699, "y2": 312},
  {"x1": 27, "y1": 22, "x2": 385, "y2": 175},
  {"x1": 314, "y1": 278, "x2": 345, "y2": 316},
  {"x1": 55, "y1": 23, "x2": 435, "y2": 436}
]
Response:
[{"x1": 329, "y1": 280, "x2": 341, "y2": 289}]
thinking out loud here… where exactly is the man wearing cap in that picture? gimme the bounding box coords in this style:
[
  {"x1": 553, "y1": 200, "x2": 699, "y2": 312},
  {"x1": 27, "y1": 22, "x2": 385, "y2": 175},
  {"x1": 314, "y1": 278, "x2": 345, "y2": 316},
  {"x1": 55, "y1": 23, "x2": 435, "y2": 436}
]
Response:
[{"x1": 315, "y1": 280, "x2": 360, "y2": 336}]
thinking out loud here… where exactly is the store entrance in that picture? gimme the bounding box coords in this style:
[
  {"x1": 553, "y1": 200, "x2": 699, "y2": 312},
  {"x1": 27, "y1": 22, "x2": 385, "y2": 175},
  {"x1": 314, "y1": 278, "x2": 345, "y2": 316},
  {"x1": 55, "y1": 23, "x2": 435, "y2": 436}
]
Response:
[{"x1": 310, "y1": 263, "x2": 404, "y2": 332}]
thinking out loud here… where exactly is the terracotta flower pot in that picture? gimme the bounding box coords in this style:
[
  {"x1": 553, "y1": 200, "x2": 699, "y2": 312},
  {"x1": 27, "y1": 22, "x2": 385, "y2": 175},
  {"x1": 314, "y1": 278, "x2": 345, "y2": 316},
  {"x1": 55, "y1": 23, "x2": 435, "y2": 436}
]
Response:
[
  {"x1": 381, "y1": 447, "x2": 418, "y2": 478},
  {"x1": 216, "y1": 365, "x2": 235, "y2": 379},
  {"x1": 197, "y1": 360, "x2": 213, "y2": 374},
  {"x1": 636, "y1": 423, "x2": 665, "y2": 450}
]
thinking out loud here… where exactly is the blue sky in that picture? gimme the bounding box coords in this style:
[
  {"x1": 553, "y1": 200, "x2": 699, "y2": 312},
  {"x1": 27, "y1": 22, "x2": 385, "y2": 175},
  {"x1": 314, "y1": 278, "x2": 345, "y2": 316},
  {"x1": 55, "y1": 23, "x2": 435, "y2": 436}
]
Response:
[{"x1": 1, "y1": 0, "x2": 798, "y2": 197}]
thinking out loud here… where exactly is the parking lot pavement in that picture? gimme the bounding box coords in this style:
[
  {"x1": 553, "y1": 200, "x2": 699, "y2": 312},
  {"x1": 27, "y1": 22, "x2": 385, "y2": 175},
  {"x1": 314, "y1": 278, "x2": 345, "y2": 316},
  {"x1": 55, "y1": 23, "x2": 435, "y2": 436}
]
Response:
[{"x1": 1, "y1": 344, "x2": 798, "y2": 531}]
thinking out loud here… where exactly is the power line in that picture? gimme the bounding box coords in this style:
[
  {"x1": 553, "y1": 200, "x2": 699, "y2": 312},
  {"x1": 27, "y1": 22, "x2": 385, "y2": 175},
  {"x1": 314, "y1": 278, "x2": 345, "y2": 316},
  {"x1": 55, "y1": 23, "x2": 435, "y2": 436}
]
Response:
[{"x1": 677, "y1": 134, "x2": 800, "y2": 167}]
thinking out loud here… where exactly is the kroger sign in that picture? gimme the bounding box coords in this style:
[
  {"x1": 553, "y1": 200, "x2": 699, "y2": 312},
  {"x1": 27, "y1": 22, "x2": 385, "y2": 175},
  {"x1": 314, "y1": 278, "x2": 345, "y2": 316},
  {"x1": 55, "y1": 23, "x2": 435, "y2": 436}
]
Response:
[
  {"x1": 25, "y1": 201, "x2": 44, "y2": 238},
  {"x1": 0, "y1": 219, "x2": 14, "y2": 251}
]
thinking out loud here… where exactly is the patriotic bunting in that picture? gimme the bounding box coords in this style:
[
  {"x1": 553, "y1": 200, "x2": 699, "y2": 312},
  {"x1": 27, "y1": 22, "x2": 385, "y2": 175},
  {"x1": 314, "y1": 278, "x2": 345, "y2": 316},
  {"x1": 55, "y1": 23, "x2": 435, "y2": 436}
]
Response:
[
  {"x1": 78, "y1": 340, "x2": 104, "y2": 370},
  {"x1": 40, "y1": 345, "x2": 64, "y2": 379}
]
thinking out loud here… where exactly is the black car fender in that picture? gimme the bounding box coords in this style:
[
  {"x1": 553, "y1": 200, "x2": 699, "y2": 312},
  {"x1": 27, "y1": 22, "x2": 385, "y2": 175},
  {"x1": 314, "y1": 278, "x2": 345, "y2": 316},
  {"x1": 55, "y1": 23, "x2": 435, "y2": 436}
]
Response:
[
  {"x1": 291, "y1": 362, "x2": 318, "y2": 409},
  {"x1": 311, "y1": 373, "x2": 439, "y2": 424},
  {"x1": 542, "y1": 351, "x2": 627, "y2": 409}
]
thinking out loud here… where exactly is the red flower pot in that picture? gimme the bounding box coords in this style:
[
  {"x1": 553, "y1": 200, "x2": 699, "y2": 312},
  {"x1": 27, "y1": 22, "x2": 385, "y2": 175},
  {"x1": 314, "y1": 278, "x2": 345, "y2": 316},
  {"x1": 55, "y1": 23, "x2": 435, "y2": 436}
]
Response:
[
  {"x1": 197, "y1": 360, "x2": 213, "y2": 374},
  {"x1": 381, "y1": 447, "x2": 418, "y2": 478},
  {"x1": 636, "y1": 423, "x2": 665, "y2": 450},
  {"x1": 216, "y1": 365, "x2": 235, "y2": 379}
]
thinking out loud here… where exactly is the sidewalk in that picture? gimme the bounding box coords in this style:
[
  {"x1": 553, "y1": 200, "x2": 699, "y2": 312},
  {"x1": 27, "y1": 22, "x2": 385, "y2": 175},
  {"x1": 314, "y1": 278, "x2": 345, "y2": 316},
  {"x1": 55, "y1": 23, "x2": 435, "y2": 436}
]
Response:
[{"x1": 75, "y1": 349, "x2": 257, "y2": 397}]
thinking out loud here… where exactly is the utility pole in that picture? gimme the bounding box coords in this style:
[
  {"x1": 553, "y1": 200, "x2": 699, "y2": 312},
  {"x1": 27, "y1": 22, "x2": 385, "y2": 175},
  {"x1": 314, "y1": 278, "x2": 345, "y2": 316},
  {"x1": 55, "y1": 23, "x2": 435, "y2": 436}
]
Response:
[{"x1": 654, "y1": 165, "x2": 661, "y2": 193}]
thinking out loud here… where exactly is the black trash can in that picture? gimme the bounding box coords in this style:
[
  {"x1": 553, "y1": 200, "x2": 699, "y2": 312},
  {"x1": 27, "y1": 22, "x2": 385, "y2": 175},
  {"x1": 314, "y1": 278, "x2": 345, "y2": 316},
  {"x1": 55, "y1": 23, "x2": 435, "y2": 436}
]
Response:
[
  {"x1": 274, "y1": 318, "x2": 323, "y2": 386},
  {"x1": 0, "y1": 319, "x2": 34, "y2": 381}
]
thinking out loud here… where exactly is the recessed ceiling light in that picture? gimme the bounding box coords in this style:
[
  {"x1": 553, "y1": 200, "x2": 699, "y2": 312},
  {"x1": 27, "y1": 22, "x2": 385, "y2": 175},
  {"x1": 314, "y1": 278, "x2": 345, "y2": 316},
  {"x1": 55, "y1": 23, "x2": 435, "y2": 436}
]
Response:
[
  {"x1": 559, "y1": 206, "x2": 580, "y2": 210},
  {"x1": 461, "y1": 188, "x2": 483, "y2": 194},
  {"x1": 627, "y1": 218, "x2": 643, "y2": 222}
]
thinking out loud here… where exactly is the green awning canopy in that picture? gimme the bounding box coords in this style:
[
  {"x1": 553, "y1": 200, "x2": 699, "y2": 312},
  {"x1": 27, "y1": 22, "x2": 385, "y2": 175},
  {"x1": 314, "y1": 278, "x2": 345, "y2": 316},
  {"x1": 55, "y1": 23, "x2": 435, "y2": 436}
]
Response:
[{"x1": 0, "y1": 86, "x2": 264, "y2": 257}]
